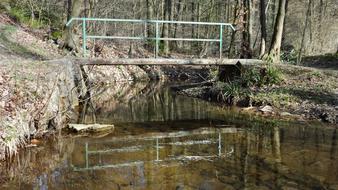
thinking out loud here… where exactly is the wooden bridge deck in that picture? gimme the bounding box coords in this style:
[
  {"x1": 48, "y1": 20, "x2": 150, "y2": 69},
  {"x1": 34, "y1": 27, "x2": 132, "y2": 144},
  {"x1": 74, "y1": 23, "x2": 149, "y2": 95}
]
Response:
[{"x1": 75, "y1": 58, "x2": 263, "y2": 66}]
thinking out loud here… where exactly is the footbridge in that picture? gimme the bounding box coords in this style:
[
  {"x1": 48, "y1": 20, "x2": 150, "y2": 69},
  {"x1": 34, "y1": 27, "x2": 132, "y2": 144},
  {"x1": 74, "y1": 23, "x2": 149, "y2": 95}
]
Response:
[{"x1": 66, "y1": 18, "x2": 262, "y2": 66}]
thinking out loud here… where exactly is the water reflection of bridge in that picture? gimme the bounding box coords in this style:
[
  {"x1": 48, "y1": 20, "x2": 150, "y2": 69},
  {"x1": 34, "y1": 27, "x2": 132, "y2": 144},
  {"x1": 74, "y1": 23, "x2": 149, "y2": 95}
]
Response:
[
  {"x1": 80, "y1": 83, "x2": 232, "y2": 124},
  {"x1": 73, "y1": 127, "x2": 239, "y2": 171}
]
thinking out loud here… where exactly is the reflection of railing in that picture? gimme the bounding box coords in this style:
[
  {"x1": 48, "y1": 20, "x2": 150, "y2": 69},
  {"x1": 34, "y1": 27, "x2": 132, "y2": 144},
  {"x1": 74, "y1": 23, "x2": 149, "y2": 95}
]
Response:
[
  {"x1": 66, "y1": 18, "x2": 236, "y2": 58},
  {"x1": 73, "y1": 128, "x2": 239, "y2": 171}
]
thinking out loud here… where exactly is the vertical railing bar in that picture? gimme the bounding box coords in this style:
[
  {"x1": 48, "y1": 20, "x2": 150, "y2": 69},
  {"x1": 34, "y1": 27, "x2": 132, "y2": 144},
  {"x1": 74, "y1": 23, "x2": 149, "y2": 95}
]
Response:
[
  {"x1": 219, "y1": 25, "x2": 223, "y2": 59},
  {"x1": 65, "y1": 18, "x2": 236, "y2": 58},
  {"x1": 155, "y1": 22, "x2": 159, "y2": 58},
  {"x1": 82, "y1": 18, "x2": 87, "y2": 57}
]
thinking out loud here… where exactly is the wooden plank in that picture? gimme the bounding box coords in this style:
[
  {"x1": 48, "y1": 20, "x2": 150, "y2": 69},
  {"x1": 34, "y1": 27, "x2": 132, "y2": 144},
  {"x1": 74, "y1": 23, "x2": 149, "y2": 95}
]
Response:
[{"x1": 74, "y1": 58, "x2": 263, "y2": 66}]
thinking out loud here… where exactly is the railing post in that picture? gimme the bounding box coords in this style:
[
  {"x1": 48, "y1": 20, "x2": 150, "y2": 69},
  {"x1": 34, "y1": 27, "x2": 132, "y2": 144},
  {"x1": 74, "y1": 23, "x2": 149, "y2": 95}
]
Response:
[
  {"x1": 155, "y1": 22, "x2": 159, "y2": 58},
  {"x1": 82, "y1": 18, "x2": 87, "y2": 57},
  {"x1": 219, "y1": 25, "x2": 223, "y2": 59}
]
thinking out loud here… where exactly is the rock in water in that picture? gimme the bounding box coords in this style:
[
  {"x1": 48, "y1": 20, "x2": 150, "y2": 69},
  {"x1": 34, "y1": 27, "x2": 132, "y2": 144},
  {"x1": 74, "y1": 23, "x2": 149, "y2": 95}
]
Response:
[{"x1": 68, "y1": 124, "x2": 114, "y2": 133}]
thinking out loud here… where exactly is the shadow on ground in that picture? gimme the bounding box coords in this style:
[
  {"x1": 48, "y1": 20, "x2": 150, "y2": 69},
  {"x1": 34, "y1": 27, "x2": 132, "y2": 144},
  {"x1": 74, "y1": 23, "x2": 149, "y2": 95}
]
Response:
[{"x1": 302, "y1": 54, "x2": 338, "y2": 71}]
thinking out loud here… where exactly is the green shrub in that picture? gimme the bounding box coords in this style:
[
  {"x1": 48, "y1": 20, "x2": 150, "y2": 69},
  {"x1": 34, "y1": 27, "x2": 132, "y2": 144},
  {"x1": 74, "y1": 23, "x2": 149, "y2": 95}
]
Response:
[
  {"x1": 241, "y1": 69, "x2": 261, "y2": 87},
  {"x1": 241, "y1": 64, "x2": 283, "y2": 87},
  {"x1": 9, "y1": 8, "x2": 29, "y2": 24},
  {"x1": 264, "y1": 65, "x2": 283, "y2": 85},
  {"x1": 281, "y1": 48, "x2": 298, "y2": 64},
  {"x1": 51, "y1": 30, "x2": 63, "y2": 39},
  {"x1": 223, "y1": 81, "x2": 242, "y2": 100}
]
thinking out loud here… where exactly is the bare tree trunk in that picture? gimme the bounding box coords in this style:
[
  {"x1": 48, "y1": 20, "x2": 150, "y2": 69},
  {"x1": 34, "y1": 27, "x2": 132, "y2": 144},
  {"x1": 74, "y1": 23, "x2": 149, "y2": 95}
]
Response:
[
  {"x1": 199, "y1": 0, "x2": 214, "y2": 58},
  {"x1": 229, "y1": 0, "x2": 240, "y2": 57},
  {"x1": 241, "y1": 0, "x2": 253, "y2": 58},
  {"x1": 129, "y1": 1, "x2": 137, "y2": 58},
  {"x1": 297, "y1": 0, "x2": 312, "y2": 64},
  {"x1": 63, "y1": 0, "x2": 83, "y2": 51},
  {"x1": 259, "y1": 0, "x2": 267, "y2": 57},
  {"x1": 248, "y1": 0, "x2": 254, "y2": 50},
  {"x1": 162, "y1": 0, "x2": 171, "y2": 55},
  {"x1": 173, "y1": 0, "x2": 185, "y2": 48},
  {"x1": 146, "y1": 0, "x2": 154, "y2": 37},
  {"x1": 268, "y1": 0, "x2": 287, "y2": 62}
]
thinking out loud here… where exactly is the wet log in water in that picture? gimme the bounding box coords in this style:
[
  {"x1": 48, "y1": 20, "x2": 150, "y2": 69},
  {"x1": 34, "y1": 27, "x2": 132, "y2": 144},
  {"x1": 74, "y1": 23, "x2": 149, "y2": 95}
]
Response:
[
  {"x1": 68, "y1": 124, "x2": 114, "y2": 133},
  {"x1": 74, "y1": 58, "x2": 263, "y2": 66}
]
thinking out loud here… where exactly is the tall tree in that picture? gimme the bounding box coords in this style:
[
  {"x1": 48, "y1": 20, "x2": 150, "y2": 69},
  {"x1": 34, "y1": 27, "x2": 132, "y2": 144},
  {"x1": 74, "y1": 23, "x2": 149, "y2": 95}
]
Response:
[
  {"x1": 259, "y1": 0, "x2": 267, "y2": 57},
  {"x1": 162, "y1": 0, "x2": 171, "y2": 55},
  {"x1": 146, "y1": 0, "x2": 154, "y2": 37},
  {"x1": 268, "y1": 0, "x2": 287, "y2": 62},
  {"x1": 63, "y1": 0, "x2": 83, "y2": 51},
  {"x1": 241, "y1": 0, "x2": 253, "y2": 58},
  {"x1": 297, "y1": 0, "x2": 312, "y2": 64}
]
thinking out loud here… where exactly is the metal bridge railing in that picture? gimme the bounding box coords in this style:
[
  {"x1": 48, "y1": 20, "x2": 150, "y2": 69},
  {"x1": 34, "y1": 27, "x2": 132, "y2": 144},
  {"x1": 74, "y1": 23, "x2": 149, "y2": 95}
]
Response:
[{"x1": 66, "y1": 18, "x2": 236, "y2": 59}]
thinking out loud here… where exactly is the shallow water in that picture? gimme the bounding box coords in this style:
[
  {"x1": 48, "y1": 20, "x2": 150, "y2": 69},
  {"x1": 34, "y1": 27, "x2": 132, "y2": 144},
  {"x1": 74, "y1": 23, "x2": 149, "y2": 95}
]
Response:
[{"x1": 1, "y1": 82, "x2": 337, "y2": 190}]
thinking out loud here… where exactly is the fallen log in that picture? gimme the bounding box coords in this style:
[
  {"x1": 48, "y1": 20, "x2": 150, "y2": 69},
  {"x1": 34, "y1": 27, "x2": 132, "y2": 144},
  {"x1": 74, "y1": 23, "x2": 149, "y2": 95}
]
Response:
[
  {"x1": 68, "y1": 124, "x2": 114, "y2": 133},
  {"x1": 74, "y1": 58, "x2": 263, "y2": 66}
]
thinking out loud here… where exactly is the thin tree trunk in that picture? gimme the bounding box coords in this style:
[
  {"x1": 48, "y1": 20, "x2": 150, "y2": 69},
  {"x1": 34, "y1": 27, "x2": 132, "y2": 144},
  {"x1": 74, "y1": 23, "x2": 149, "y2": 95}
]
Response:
[
  {"x1": 297, "y1": 0, "x2": 312, "y2": 64},
  {"x1": 268, "y1": 0, "x2": 286, "y2": 62},
  {"x1": 146, "y1": 0, "x2": 154, "y2": 37},
  {"x1": 162, "y1": 0, "x2": 171, "y2": 55},
  {"x1": 241, "y1": 0, "x2": 253, "y2": 58},
  {"x1": 63, "y1": 0, "x2": 83, "y2": 51},
  {"x1": 259, "y1": 0, "x2": 267, "y2": 57},
  {"x1": 229, "y1": 0, "x2": 240, "y2": 57},
  {"x1": 174, "y1": 0, "x2": 185, "y2": 48}
]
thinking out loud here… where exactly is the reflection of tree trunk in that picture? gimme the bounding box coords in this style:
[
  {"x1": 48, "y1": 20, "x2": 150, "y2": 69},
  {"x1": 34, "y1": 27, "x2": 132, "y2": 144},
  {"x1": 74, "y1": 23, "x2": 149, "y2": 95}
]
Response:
[
  {"x1": 243, "y1": 131, "x2": 250, "y2": 188},
  {"x1": 255, "y1": 127, "x2": 264, "y2": 185},
  {"x1": 271, "y1": 126, "x2": 282, "y2": 189},
  {"x1": 330, "y1": 128, "x2": 337, "y2": 160},
  {"x1": 272, "y1": 127, "x2": 281, "y2": 162}
]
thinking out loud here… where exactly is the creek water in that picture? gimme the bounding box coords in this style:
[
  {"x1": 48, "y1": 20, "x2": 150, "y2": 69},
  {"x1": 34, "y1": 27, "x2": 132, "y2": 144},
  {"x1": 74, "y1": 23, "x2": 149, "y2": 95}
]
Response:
[{"x1": 1, "y1": 82, "x2": 337, "y2": 190}]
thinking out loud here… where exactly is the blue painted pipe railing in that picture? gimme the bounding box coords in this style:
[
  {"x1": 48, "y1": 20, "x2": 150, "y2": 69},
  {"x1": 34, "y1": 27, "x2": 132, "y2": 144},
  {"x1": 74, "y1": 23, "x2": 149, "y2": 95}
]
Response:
[{"x1": 66, "y1": 18, "x2": 236, "y2": 58}]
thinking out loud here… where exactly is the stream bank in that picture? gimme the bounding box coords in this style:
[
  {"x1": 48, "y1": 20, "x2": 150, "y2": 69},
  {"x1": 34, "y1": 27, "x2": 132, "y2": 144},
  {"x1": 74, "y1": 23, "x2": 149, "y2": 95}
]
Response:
[
  {"x1": 178, "y1": 62, "x2": 338, "y2": 125},
  {"x1": 0, "y1": 57, "x2": 211, "y2": 161}
]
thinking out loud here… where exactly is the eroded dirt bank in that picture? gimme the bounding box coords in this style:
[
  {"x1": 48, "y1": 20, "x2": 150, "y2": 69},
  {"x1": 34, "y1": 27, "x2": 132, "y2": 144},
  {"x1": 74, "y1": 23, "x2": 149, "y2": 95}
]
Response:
[
  {"x1": 0, "y1": 60, "x2": 150, "y2": 160},
  {"x1": 0, "y1": 57, "x2": 211, "y2": 160}
]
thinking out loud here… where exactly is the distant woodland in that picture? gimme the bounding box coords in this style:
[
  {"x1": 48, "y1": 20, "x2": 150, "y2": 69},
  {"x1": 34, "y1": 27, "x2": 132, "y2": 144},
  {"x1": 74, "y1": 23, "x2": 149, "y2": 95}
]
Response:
[{"x1": 1, "y1": 0, "x2": 337, "y2": 62}]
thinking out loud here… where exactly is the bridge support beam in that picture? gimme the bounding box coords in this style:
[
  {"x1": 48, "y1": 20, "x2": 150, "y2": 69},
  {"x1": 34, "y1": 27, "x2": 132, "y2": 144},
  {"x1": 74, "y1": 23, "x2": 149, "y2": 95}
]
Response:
[{"x1": 218, "y1": 61, "x2": 242, "y2": 82}]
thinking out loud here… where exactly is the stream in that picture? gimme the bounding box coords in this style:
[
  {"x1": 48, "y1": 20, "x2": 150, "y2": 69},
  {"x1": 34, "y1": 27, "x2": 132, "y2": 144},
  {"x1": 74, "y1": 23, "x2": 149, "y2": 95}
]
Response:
[{"x1": 0, "y1": 82, "x2": 337, "y2": 190}]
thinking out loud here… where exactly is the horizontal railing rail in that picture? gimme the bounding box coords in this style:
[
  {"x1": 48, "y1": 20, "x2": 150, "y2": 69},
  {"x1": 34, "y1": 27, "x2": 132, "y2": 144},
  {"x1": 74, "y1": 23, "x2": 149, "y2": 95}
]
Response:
[{"x1": 66, "y1": 18, "x2": 236, "y2": 58}]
